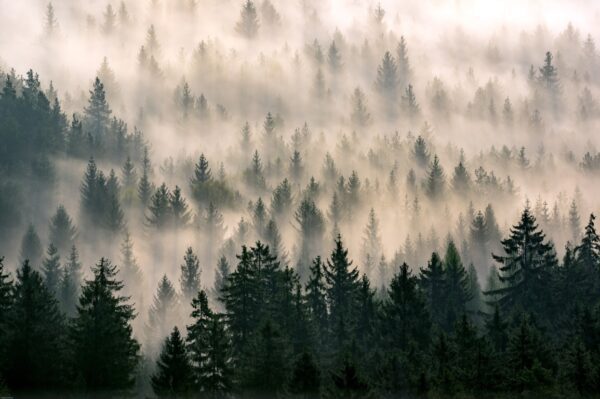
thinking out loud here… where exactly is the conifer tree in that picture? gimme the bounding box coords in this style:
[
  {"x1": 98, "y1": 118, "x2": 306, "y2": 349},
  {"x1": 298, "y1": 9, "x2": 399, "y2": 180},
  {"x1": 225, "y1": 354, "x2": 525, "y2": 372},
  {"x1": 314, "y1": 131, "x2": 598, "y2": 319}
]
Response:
[
  {"x1": 151, "y1": 327, "x2": 193, "y2": 397},
  {"x1": 413, "y1": 136, "x2": 430, "y2": 168},
  {"x1": 402, "y1": 84, "x2": 420, "y2": 119},
  {"x1": 170, "y1": 185, "x2": 191, "y2": 229},
  {"x1": 397, "y1": 36, "x2": 412, "y2": 87},
  {"x1": 4, "y1": 260, "x2": 66, "y2": 391},
  {"x1": 84, "y1": 78, "x2": 111, "y2": 140},
  {"x1": 49, "y1": 205, "x2": 77, "y2": 255},
  {"x1": 70, "y1": 258, "x2": 139, "y2": 391},
  {"x1": 350, "y1": 87, "x2": 371, "y2": 127},
  {"x1": 120, "y1": 230, "x2": 141, "y2": 287},
  {"x1": 451, "y1": 161, "x2": 471, "y2": 194},
  {"x1": 328, "y1": 41, "x2": 342, "y2": 72},
  {"x1": 235, "y1": 0, "x2": 259, "y2": 38},
  {"x1": 485, "y1": 207, "x2": 555, "y2": 317},
  {"x1": 138, "y1": 147, "x2": 154, "y2": 206},
  {"x1": 180, "y1": 247, "x2": 201, "y2": 303},
  {"x1": 305, "y1": 256, "x2": 328, "y2": 349},
  {"x1": 289, "y1": 351, "x2": 321, "y2": 396},
  {"x1": 425, "y1": 155, "x2": 445, "y2": 200},
  {"x1": 271, "y1": 178, "x2": 293, "y2": 222},
  {"x1": 212, "y1": 255, "x2": 230, "y2": 300},
  {"x1": 443, "y1": 241, "x2": 472, "y2": 329},
  {"x1": 42, "y1": 243, "x2": 61, "y2": 297},
  {"x1": 147, "y1": 183, "x2": 172, "y2": 228},
  {"x1": 420, "y1": 252, "x2": 446, "y2": 326},
  {"x1": 148, "y1": 275, "x2": 179, "y2": 355},
  {"x1": 45, "y1": 2, "x2": 58, "y2": 36},
  {"x1": 19, "y1": 224, "x2": 42, "y2": 266},
  {"x1": 376, "y1": 51, "x2": 399, "y2": 99}
]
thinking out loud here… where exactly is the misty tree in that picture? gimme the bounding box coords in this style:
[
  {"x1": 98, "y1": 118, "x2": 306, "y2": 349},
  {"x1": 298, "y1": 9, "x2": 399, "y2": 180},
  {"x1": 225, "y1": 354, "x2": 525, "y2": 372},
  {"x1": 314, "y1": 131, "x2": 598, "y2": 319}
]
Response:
[
  {"x1": 537, "y1": 51, "x2": 561, "y2": 99},
  {"x1": 260, "y1": 0, "x2": 281, "y2": 29},
  {"x1": 147, "y1": 275, "x2": 179, "y2": 356},
  {"x1": 270, "y1": 178, "x2": 293, "y2": 223},
  {"x1": 102, "y1": 4, "x2": 116, "y2": 35},
  {"x1": 264, "y1": 219, "x2": 287, "y2": 263},
  {"x1": 413, "y1": 136, "x2": 430, "y2": 168},
  {"x1": 151, "y1": 326, "x2": 193, "y2": 397},
  {"x1": 59, "y1": 245, "x2": 81, "y2": 316},
  {"x1": 70, "y1": 258, "x2": 139, "y2": 391},
  {"x1": 313, "y1": 68, "x2": 326, "y2": 99},
  {"x1": 180, "y1": 247, "x2": 201, "y2": 303},
  {"x1": 402, "y1": 84, "x2": 420, "y2": 120},
  {"x1": 362, "y1": 208, "x2": 382, "y2": 278},
  {"x1": 397, "y1": 36, "x2": 412, "y2": 88},
  {"x1": 45, "y1": 2, "x2": 58, "y2": 36},
  {"x1": 120, "y1": 230, "x2": 141, "y2": 290},
  {"x1": 146, "y1": 183, "x2": 172, "y2": 228},
  {"x1": 41, "y1": 243, "x2": 61, "y2": 297},
  {"x1": 244, "y1": 151, "x2": 267, "y2": 192},
  {"x1": 569, "y1": 199, "x2": 581, "y2": 243},
  {"x1": 170, "y1": 185, "x2": 191, "y2": 229},
  {"x1": 212, "y1": 255, "x2": 231, "y2": 300},
  {"x1": 236, "y1": 0, "x2": 259, "y2": 39},
  {"x1": 443, "y1": 241, "x2": 472, "y2": 329},
  {"x1": 138, "y1": 147, "x2": 154, "y2": 206},
  {"x1": 121, "y1": 156, "x2": 137, "y2": 206},
  {"x1": 376, "y1": 51, "x2": 399, "y2": 100},
  {"x1": 48, "y1": 205, "x2": 77, "y2": 255},
  {"x1": 328, "y1": 41, "x2": 342, "y2": 72},
  {"x1": 3, "y1": 260, "x2": 65, "y2": 391},
  {"x1": 350, "y1": 87, "x2": 371, "y2": 127},
  {"x1": 84, "y1": 78, "x2": 111, "y2": 141},
  {"x1": 502, "y1": 97, "x2": 514, "y2": 126},
  {"x1": 190, "y1": 153, "x2": 212, "y2": 204},
  {"x1": 19, "y1": 224, "x2": 42, "y2": 266},
  {"x1": 146, "y1": 25, "x2": 160, "y2": 55},
  {"x1": 452, "y1": 160, "x2": 471, "y2": 194},
  {"x1": 295, "y1": 198, "x2": 326, "y2": 280},
  {"x1": 425, "y1": 155, "x2": 446, "y2": 201}
]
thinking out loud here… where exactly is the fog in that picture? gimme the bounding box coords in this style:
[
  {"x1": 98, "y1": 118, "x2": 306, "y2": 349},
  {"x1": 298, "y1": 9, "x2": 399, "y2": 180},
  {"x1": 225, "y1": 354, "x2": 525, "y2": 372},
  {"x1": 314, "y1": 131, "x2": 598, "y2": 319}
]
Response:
[{"x1": 2, "y1": 0, "x2": 600, "y2": 379}]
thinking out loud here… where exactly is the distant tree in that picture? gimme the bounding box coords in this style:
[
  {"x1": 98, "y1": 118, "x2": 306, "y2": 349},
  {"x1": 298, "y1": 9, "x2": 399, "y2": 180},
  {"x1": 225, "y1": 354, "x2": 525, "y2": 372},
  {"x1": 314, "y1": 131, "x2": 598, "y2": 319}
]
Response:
[
  {"x1": 138, "y1": 147, "x2": 154, "y2": 206},
  {"x1": 270, "y1": 178, "x2": 293, "y2": 222},
  {"x1": 397, "y1": 36, "x2": 412, "y2": 87},
  {"x1": 425, "y1": 155, "x2": 445, "y2": 200},
  {"x1": 170, "y1": 185, "x2": 191, "y2": 229},
  {"x1": 260, "y1": 0, "x2": 281, "y2": 29},
  {"x1": 180, "y1": 247, "x2": 201, "y2": 303},
  {"x1": 102, "y1": 4, "x2": 116, "y2": 35},
  {"x1": 402, "y1": 84, "x2": 420, "y2": 119},
  {"x1": 362, "y1": 208, "x2": 382, "y2": 277},
  {"x1": 376, "y1": 51, "x2": 399, "y2": 100},
  {"x1": 289, "y1": 150, "x2": 304, "y2": 182},
  {"x1": 328, "y1": 41, "x2": 342, "y2": 72},
  {"x1": 49, "y1": 205, "x2": 77, "y2": 255},
  {"x1": 420, "y1": 252, "x2": 446, "y2": 326},
  {"x1": 147, "y1": 275, "x2": 179, "y2": 355},
  {"x1": 84, "y1": 78, "x2": 111, "y2": 141},
  {"x1": 70, "y1": 258, "x2": 139, "y2": 391},
  {"x1": 295, "y1": 198, "x2": 326, "y2": 279},
  {"x1": 42, "y1": 243, "x2": 61, "y2": 297},
  {"x1": 537, "y1": 51, "x2": 560, "y2": 95},
  {"x1": 151, "y1": 327, "x2": 193, "y2": 397},
  {"x1": 120, "y1": 230, "x2": 141, "y2": 287},
  {"x1": 452, "y1": 161, "x2": 471, "y2": 194},
  {"x1": 350, "y1": 87, "x2": 371, "y2": 127},
  {"x1": 45, "y1": 2, "x2": 58, "y2": 36},
  {"x1": 146, "y1": 183, "x2": 172, "y2": 228},
  {"x1": 236, "y1": 0, "x2": 259, "y2": 38},
  {"x1": 212, "y1": 256, "x2": 230, "y2": 300},
  {"x1": 413, "y1": 136, "x2": 430, "y2": 168},
  {"x1": 19, "y1": 224, "x2": 42, "y2": 266},
  {"x1": 59, "y1": 245, "x2": 81, "y2": 316}
]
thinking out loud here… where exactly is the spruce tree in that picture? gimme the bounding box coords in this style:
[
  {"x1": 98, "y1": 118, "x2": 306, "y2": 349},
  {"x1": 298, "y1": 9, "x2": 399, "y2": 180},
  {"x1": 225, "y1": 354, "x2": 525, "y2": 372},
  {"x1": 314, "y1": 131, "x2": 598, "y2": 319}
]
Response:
[
  {"x1": 138, "y1": 147, "x2": 154, "y2": 206},
  {"x1": 84, "y1": 77, "x2": 111, "y2": 140},
  {"x1": 0, "y1": 257, "x2": 12, "y2": 377},
  {"x1": 235, "y1": 0, "x2": 259, "y2": 38},
  {"x1": 305, "y1": 256, "x2": 329, "y2": 350},
  {"x1": 425, "y1": 155, "x2": 445, "y2": 201},
  {"x1": 4, "y1": 260, "x2": 65, "y2": 391},
  {"x1": 212, "y1": 255, "x2": 231, "y2": 301},
  {"x1": 148, "y1": 275, "x2": 179, "y2": 356},
  {"x1": 443, "y1": 241, "x2": 472, "y2": 329},
  {"x1": 324, "y1": 235, "x2": 361, "y2": 350},
  {"x1": 451, "y1": 161, "x2": 471, "y2": 194},
  {"x1": 350, "y1": 87, "x2": 371, "y2": 127},
  {"x1": 289, "y1": 351, "x2": 321, "y2": 396},
  {"x1": 420, "y1": 252, "x2": 446, "y2": 326},
  {"x1": 42, "y1": 243, "x2": 61, "y2": 298},
  {"x1": 19, "y1": 224, "x2": 42, "y2": 266},
  {"x1": 376, "y1": 51, "x2": 399, "y2": 99},
  {"x1": 147, "y1": 183, "x2": 172, "y2": 228},
  {"x1": 151, "y1": 327, "x2": 193, "y2": 397},
  {"x1": 70, "y1": 258, "x2": 139, "y2": 391},
  {"x1": 180, "y1": 247, "x2": 201, "y2": 303},
  {"x1": 170, "y1": 185, "x2": 191, "y2": 228},
  {"x1": 49, "y1": 205, "x2": 77, "y2": 255}
]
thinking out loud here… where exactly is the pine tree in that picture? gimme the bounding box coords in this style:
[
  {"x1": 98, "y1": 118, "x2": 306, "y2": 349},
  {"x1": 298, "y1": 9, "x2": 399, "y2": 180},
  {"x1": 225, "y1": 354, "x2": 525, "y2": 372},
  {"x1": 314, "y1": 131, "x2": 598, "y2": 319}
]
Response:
[
  {"x1": 485, "y1": 207, "x2": 555, "y2": 317},
  {"x1": 4, "y1": 260, "x2": 66, "y2": 391},
  {"x1": 212, "y1": 255, "x2": 231, "y2": 300},
  {"x1": 138, "y1": 147, "x2": 154, "y2": 206},
  {"x1": 45, "y1": 2, "x2": 58, "y2": 36},
  {"x1": 325, "y1": 235, "x2": 361, "y2": 350},
  {"x1": 70, "y1": 258, "x2": 139, "y2": 391},
  {"x1": 289, "y1": 351, "x2": 321, "y2": 396},
  {"x1": 328, "y1": 41, "x2": 342, "y2": 72},
  {"x1": 443, "y1": 241, "x2": 472, "y2": 329},
  {"x1": 362, "y1": 208, "x2": 382, "y2": 277},
  {"x1": 190, "y1": 153, "x2": 213, "y2": 206},
  {"x1": 569, "y1": 199, "x2": 581, "y2": 243},
  {"x1": 42, "y1": 243, "x2": 61, "y2": 297},
  {"x1": 413, "y1": 136, "x2": 430, "y2": 168},
  {"x1": 350, "y1": 87, "x2": 371, "y2": 127},
  {"x1": 305, "y1": 256, "x2": 329, "y2": 349},
  {"x1": 397, "y1": 36, "x2": 412, "y2": 87},
  {"x1": 425, "y1": 155, "x2": 445, "y2": 200},
  {"x1": 402, "y1": 84, "x2": 420, "y2": 119},
  {"x1": 170, "y1": 185, "x2": 191, "y2": 228},
  {"x1": 420, "y1": 252, "x2": 446, "y2": 326},
  {"x1": 452, "y1": 161, "x2": 471, "y2": 194},
  {"x1": 537, "y1": 51, "x2": 560, "y2": 94},
  {"x1": 49, "y1": 205, "x2": 77, "y2": 255},
  {"x1": 151, "y1": 327, "x2": 193, "y2": 397},
  {"x1": 19, "y1": 224, "x2": 43, "y2": 267},
  {"x1": 289, "y1": 150, "x2": 304, "y2": 182},
  {"x1": 295, "y1": 198, "x2": 326, "y2": 280},
  {"x1": 376, "y1": 51, "x2": 399, "y2": 99},
  {"x1": 180, "y1": 247, "x2": 201, "y2": 303},
  {"x1": 120, "y1": 230, "x2": 141, "y2": 287},
  {"x1": 235, "y1": 0, "x2": 259, "y2": 38},
  {"x1": 147, "y1": 183, "x2": 172, "y2": 228},
  {"x1": 271, "y1": 178, "x2": 293, "y2": 221},
  {"x1": 148, "y1": 275, "x2": 179, "y2": 355},
  {"x1": 0, "y1": 257, "x2": 12, "y2": 379},
  {"x1": 84, "y1": 78, "x2": 111, "y2": 140}
]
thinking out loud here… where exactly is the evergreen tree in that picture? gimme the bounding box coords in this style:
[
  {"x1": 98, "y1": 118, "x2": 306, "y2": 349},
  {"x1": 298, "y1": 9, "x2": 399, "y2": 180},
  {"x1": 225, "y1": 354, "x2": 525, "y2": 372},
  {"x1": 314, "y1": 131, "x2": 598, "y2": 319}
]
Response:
[
  {"x1": 413, "y1": 135, "x2": 430, "y2": 168},
  {"x1": 425, "y1": 155, "x2": 445, "y2": 200},
  {"x1": 328, "y1": 41, "x2": 342, "y2": 72},
  {"x1": 19, "y1": 224, "x2": 42, "y2": 266},
  {"x1": 420, "y1": 252, "x2": 446, "y2": 326},
  {"x1": 138, "y1": 147, "x2": 154, "y2": 206},
  {"x1": 397, "y1": 36, "x2": 412, "y2": 87},
  {"x1": 45, "y1": 2, "x2": 58, "y2": 35},
  {"x1": 0, "y1": 257, "x2": 11, "y2": 373},
  {"x1": 49, "y1": 205, "x2": 77, "y2": 255},
  {"x1": 289, "y1": 351, "x2": 321, "y2": 396},
  {"x1": 325, "y1": 235, "x2": 361, "y2": 350},
  {"x1": 42, "y1": 243, "x2": 61, "y2": 297},
  {"x1": 120, "y1": 230, "x2": 141, "y2": 287},
  {"x1": 451, "y1": 161, "x2": 471, "y2": 194},
  {"x1": 402, "y1": 84, "x2": 420, "y2": 119},
  {"x1": 147, "y1": 183, "x2": 172, "y2": 228},
  {"x1": 271, "y1": 178, "x2": 293, "y2": 222},
  {"x1": 443, "y1": 241, "x2": 472, "y2": 329},
  {"x1": 235, "y1": 0, "x2": 259, "y2": 38},
  {"x1": 361, "y1": 208, "x2": 382, "y2": 277},
  {"x1": 4, "y1": 260, "x2": 65, "y2": 391},
  {"x1": 148, "y1": 275, "x2": 179, "y2": 355},
  {"x1": 151, "y1": 327, "x2": 193, "y2": 397},
  {"x1": 170, "y1": 185, "x2": 191, "y2": 228},
  {"x1": 376, "y1": 51, "x2": 399, "y2": 99},
  {"x1": 350, "y1": 87, "x2": 371, "y2": 127},
  {"x1": 180, "y1": 247, "x2": 201, "y2": 303},
  {"x1": 84, "y1": 77, "x2": 111, "y2": 140},
  {"x1": 305, "y1": 256, "x2": 329, "y2": 349},
  {"x1": 212, "y1": 255, "x2": 230, "y2": 300},
  {"x1": 485, "y1": 207, "x2": 556, "y2": 318},
  {"x1": 70, "y1": 258, "x2": 139, "y2": 391}
]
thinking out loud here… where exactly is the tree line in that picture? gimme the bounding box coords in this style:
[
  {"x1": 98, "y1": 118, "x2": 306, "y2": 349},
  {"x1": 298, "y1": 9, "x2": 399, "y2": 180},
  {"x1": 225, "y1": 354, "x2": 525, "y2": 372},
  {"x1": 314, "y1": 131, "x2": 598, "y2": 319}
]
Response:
[{"x1": 2, "y1": 207, "x2": 600, "y2": 398}]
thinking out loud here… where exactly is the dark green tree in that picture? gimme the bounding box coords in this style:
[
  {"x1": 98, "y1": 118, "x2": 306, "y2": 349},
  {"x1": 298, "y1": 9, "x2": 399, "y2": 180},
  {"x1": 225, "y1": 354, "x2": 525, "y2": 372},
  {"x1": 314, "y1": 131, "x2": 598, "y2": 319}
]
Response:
[
  {"x1": 180, "y1": 247, "x2": 201, "y2": 303},
  {"x1": 42, "y1": 243, "x2": 61, "y2": 297},
  {"x1": 49, "y1": 205, "x2": 77, "y2": 255},
  {"x1": 19, "y1": 224, "x2": 42, "y2": 266},
  {"x1": 151, "y1": 326, "x2": 193, "y2": 398}
]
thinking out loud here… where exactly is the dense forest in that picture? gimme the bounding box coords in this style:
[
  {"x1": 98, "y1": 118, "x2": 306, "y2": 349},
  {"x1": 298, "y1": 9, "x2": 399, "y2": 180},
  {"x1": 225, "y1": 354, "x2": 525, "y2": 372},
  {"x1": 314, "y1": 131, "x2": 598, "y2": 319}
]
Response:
[{"x1": 1, "y1": 0, "x2": 600, "y2": 397}]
